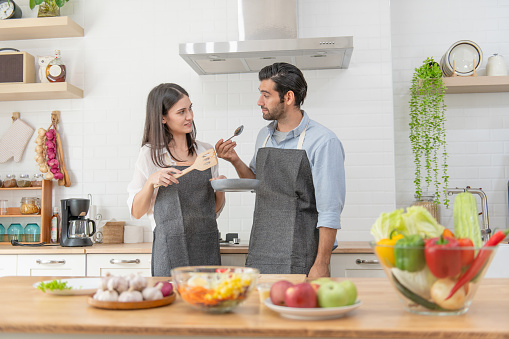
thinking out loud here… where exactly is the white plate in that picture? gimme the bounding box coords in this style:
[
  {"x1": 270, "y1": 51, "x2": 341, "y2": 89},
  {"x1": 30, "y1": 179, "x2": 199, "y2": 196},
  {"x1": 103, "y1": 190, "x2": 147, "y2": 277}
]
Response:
[
  {"x1": 210, "y1": 178, "x2": 259, "y2": 192},
  {"x1": 446, "y1": 40, "x2": 483, "y2": 75},
  {"x1": 263, "y1": 298, "x2": 362, "y2": 320},
  {"x1": 33, "y1": 278, "x2": 101, "y2": 296}
]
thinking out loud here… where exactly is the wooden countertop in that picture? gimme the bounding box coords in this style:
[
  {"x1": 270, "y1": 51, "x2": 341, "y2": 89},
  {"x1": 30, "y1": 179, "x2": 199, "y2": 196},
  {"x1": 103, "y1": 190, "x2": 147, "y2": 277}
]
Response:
[
  {"x1": 0, "y1": 241, "x2": 374, "y2": 255},
  {"x1": 0, "y1": 275, "x2": 508, "y2": 338}
]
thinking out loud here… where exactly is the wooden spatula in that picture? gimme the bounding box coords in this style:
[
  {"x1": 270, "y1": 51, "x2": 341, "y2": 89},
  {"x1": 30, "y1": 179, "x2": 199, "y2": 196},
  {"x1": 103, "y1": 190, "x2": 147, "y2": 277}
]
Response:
[
  {"x1": 154, "y1": 149, "x2": 217, "y2": 188},
  {"x1": 55, "y1": 129, "x2": 71, "y2": 187}
]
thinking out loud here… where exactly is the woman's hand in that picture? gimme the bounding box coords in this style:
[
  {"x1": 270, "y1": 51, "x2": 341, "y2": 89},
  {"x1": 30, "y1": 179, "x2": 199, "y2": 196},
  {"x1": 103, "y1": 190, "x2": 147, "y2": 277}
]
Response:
[
  {"x1": 210, "y1": 175, "x2": 227, "y2": 181},
  {"x1": 215, "y1": 139, "x2": 240, "y2": 164},
  {"x1": 149, "y1": 167, "x2": 182, "y2": 187}
]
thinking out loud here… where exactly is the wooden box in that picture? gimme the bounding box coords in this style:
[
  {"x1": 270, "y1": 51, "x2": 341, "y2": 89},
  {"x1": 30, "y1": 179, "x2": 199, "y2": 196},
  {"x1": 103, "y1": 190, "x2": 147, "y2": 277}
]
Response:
[
  {"x1": 102, "y1": 221, "x2": 125, "y2": 244},
  {"x1": 0, "y1": 51, "x2": 35, "y2": 83}
]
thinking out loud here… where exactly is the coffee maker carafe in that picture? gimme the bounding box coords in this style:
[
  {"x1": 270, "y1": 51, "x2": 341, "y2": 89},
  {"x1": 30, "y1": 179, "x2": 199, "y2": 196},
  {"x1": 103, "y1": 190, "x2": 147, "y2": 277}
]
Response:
[{"x1": 61, "y1": 198, "x2": 96, "y2": 247}]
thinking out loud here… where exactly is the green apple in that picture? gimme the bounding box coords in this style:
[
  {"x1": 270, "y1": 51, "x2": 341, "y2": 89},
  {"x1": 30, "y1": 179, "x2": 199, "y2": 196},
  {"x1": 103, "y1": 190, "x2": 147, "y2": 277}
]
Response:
[
  {"x1": 317, "y1": 281, "x2": 348, "y2": 308},
  {"x1": 338, "y1": 280, "x2": 357, "y2": 305}
]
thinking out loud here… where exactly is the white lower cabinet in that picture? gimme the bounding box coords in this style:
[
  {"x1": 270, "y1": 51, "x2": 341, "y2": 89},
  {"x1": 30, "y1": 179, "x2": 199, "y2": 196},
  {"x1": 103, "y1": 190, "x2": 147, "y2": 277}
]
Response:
[
  {"x1": 86, "y1": 253, "x2": 152, "y2": 277},
  {"x1": 0, "y1": 255, "x2": 17, "y2": 277},
  {"x1": 221, "y1": 254, "x2": 247, "y2": 267},
  {"x1": 17, "y1": 254, "x2": 86, "y2": 276},
  {"x1": 330, "y1": 253, "x2": 385, "y2": 278}
]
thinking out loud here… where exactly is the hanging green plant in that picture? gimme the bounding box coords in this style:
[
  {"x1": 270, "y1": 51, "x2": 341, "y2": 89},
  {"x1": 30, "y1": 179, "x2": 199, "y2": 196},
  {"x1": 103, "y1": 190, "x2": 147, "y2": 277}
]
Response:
[{"x1": 409, "y1": 57, "x2": 449, "y2": 207}]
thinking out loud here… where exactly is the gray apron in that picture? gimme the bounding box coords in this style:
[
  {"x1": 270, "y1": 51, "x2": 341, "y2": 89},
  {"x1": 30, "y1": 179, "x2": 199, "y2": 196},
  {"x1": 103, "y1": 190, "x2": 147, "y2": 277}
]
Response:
[
  {"x1": 246, "y1": 125, "x2": 319, "y2": 274},
  {"x1": 152, "y1": 166, "x2": 221, "y2": 276}
]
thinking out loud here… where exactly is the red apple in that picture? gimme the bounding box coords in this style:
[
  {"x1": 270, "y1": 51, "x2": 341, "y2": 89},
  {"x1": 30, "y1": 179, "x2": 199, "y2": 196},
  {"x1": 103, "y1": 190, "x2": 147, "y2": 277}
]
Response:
[
  {"x1": 270, "y1": 280, "x2": 293, "y2": 306},
  {"x1": 284, "y1": 282, "x2": 317, "y2": 308}
]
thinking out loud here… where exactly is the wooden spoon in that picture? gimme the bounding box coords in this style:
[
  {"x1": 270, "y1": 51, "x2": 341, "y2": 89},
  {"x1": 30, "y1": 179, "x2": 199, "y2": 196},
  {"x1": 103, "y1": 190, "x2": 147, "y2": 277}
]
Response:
[{"x1": 154, "y1": 149, "x2": 217, "y2": 188}]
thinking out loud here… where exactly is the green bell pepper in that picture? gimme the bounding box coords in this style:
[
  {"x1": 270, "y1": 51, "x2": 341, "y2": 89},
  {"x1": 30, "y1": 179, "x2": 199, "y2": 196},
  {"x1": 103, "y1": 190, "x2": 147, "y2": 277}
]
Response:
[{"x1": 394, "y1": 234, "x2": 425, "y2": 272}]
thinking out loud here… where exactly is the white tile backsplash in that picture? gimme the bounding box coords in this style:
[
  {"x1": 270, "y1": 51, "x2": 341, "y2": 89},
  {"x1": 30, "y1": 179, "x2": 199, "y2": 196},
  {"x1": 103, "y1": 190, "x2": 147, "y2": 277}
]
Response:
[{"x1": 1, "y1": 0, "x2": 507, "y2": 245}]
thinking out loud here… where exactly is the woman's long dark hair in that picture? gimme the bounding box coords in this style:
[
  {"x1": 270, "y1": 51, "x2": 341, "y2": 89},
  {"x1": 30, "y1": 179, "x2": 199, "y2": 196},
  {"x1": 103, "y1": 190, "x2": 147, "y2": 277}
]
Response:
[{"x1": 142, "y1": 83, "x2": 197, "y2": 168}]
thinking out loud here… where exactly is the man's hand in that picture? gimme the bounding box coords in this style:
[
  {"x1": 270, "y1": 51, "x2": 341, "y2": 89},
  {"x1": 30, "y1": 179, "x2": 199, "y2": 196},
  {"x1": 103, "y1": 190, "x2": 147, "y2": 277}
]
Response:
[
  {"x1": 308, "y1": 262, "x2": 330, "y2": 279},
  {"x1": 215, "y1": 139, "x2": 240, "y2": 163}
]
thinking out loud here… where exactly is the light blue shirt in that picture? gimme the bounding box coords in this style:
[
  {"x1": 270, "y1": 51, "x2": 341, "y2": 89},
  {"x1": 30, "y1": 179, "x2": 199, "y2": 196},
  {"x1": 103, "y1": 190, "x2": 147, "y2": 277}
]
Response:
[{"x1": 249, "y1": 111, "x2": 346, "y2": 233}]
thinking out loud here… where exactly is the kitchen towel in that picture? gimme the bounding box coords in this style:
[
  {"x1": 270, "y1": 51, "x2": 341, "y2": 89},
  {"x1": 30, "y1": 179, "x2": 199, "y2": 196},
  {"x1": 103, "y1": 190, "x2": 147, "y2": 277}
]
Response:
[
  {"x1": 123, "y1": 225, "x2": 144, "y2": 243},
  {"x1": 0, "y1": 118, "x2": 34, "y2": 163}
]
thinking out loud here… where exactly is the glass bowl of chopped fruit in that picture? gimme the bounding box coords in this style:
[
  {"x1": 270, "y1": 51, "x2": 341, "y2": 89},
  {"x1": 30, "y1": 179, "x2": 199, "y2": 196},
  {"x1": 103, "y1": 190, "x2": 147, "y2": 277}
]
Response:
[{"x1": 171, "y1": 266, "x2": 259, "y2": 313}]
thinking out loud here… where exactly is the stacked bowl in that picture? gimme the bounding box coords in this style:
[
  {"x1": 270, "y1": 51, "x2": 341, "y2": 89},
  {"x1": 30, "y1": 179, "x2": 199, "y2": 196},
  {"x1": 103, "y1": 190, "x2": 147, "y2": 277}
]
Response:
[{"x1": 441, "y1": 40, "x2": 483, "y2": 76}]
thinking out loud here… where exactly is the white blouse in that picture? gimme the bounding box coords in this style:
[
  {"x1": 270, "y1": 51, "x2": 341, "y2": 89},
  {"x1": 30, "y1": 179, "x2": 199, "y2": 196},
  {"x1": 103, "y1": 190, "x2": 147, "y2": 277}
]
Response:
[{"x1": 127, "y1": 141, "x2": 221, "y2": 230}]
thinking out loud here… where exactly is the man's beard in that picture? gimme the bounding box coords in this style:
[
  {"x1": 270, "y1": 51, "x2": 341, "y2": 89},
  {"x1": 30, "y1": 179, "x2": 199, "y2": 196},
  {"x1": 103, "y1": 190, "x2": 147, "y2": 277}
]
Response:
[{"x1": 262, "y1": 102, "x2": 285, "y2": 121}]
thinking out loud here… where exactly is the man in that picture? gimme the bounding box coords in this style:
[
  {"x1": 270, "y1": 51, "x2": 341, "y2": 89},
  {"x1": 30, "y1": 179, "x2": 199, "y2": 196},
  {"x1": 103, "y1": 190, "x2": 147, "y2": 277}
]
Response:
[{"x1": 215, "y1": 62, "x2": 345, "y2": 278}]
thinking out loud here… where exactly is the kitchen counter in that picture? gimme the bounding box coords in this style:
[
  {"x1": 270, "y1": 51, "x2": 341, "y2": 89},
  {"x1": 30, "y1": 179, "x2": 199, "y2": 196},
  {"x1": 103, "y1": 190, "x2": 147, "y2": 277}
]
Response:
[
  {"x1": 0, "y1": 275, "x2": 508, "y2": 339},
  {"x1": 0, "y1": 241, "x2": 374, "y2": 255}
]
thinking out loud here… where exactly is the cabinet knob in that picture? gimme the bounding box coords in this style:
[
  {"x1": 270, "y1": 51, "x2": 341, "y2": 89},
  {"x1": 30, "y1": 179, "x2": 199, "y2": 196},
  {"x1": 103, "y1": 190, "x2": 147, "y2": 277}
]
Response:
[
  {"x1": 355, "y1": 259, "x2": 379, "y2": 265},
  {"x1": 109, "y1": 259, "x2": 141, "y2": 265},
  {"x1": 36, "y1": 259, "x2": 66, "y2": 265}
]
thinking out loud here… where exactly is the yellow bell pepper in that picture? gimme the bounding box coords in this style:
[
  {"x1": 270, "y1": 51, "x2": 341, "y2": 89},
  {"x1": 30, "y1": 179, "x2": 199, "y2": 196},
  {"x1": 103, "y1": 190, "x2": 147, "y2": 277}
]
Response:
[{"x1": 376, "y1": 231, "x2": 404, "y2": 267}]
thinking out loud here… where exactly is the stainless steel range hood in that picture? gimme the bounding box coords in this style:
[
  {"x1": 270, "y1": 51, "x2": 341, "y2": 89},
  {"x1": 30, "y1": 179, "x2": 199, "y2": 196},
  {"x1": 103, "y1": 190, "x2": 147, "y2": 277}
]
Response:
[{"x1": 179, "y1": 0, "x2": 353, "y2": 75}]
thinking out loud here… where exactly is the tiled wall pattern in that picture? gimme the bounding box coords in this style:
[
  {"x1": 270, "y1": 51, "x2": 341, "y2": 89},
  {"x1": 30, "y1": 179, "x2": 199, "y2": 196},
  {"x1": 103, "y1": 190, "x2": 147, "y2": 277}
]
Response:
[
  {"x1": 9, "y1": 0, "x2": 505, "y2": 244},
  {"x1": 391, "y1": 0, "x2": 509, "y2": 230}
]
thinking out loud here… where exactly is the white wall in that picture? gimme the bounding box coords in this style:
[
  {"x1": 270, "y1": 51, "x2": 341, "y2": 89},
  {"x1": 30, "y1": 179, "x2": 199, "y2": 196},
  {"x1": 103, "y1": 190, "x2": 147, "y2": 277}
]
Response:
[
  {"x1": 8, "y1": 0, "x2": 506, "y2": 244},
  {"x1": 391, "y1": 0, "x2": 509, "y2": 230}
]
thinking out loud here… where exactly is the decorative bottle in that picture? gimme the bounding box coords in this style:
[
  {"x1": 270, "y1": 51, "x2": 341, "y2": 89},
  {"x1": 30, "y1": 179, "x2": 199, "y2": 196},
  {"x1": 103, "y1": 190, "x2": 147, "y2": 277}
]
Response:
[
  {"x1": 46, "y1": 50, "x2": 66, "y2": 83},
  {"x1": 50, "y1": 207, "x2": 60, "y2": 244}
]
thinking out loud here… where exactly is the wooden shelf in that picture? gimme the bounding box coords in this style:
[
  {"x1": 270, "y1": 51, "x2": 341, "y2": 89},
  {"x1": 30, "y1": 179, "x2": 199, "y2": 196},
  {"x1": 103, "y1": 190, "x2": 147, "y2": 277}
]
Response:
[
  {"x1": 0, "y1": 16, "x2": 84, "y2": 41},
  {"x1": 0, "y1": 82, "x2": 83, "y2": 101},
  {"x1": 0, "y1": 180, "x2": 52, "y2": 243},
  {"x1": 443, "y1": 75, "x2": 509, "y2": 94}
]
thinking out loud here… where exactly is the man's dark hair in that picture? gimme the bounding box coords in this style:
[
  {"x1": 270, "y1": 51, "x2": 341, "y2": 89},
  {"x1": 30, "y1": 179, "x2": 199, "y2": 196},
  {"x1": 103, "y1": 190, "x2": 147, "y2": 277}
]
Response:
[{"x1": 258, "y1": 62, "x2": 307, "y2": 107}]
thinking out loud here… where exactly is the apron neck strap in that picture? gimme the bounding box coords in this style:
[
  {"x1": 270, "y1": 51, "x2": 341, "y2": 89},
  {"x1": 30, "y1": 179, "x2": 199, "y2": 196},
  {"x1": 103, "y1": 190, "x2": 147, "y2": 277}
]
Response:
[{"x1": 262, "y1": 121, "x2": 309, "y2": 149}]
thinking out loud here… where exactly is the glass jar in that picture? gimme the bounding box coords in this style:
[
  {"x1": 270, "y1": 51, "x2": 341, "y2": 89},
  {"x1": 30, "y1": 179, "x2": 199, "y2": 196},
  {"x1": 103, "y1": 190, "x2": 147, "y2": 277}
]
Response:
[
  {"x1": 0, "y1": 223, "x2": 5, "y2": 242},
  {"x1": 7, "y1": 223, "x2": 24, "y2": 242},
  {"x1": 0, "y1": 174, "x2": 2, "y2": 188},
  {"x1": 24, "y1": 223, "x2": 41, "y2": 242},
  {"x1": 3, "y1": 174, "x2": 17, "y2": 188},
  {"x1": 17, "y1": 174, "x2": 32, "y2": 188},
  {"x1": 31, "y1": 174, "x2": 43, "y2": 187},
  {"x1": 412, "y1": 193, "x2": 441, "y2": 223},
  {"x1": 37, "y1": 0, "x2": 60, "y2": 17},
  {"x1": 20, "y1": 197, "x2": 40, "y2": 215}
]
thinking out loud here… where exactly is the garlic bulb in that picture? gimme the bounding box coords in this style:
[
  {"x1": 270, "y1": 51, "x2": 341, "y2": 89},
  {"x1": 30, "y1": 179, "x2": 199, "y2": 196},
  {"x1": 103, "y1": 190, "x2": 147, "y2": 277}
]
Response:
[
  {"x1": 99, "y1": 272, "x2": 111, "y2": 290},
  {"x1": 107, "y1": 275, "x2": 128, "y2": 293},
  {"x1": 128, "y1": 273, "x2": 147, "y2": 291},
  {"x1": 94, "y1": 288, "x2": 119, "y2": 302},
  {"x1": 142, "y1": 283, "x2": 163, "y2": 301},
  {"x1": 118, "y1": 286, "x2": 143, "y2": 302}
]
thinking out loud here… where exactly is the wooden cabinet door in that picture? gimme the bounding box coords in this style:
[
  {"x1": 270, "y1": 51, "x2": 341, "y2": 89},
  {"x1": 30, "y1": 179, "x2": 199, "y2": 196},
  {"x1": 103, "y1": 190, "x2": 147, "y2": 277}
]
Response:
[
  {"x1": 86, "y1": 254, "x2": 151, "y2": 277},
  {"x1": 17, "y1": 254, "x2": 86, "y2": 276}
]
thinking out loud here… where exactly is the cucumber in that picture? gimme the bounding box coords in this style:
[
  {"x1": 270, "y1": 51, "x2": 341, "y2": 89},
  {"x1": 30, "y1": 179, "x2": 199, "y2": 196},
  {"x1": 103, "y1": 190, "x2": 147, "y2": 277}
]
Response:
[
  {"x1": 453, "y1": 192, "x2": 483, "y2": 248},
  {"x1": 391, "y1": 273, "x2": 445, "y2": 311}
]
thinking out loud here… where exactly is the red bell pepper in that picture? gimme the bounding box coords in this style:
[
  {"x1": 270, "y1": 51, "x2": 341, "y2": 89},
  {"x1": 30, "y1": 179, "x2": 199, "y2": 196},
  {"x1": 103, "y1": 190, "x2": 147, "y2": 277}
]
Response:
[
  {"x1": 425, "y1": 236, "x2": 461, "y2": 279},
  {"x1": 457, "y1": 238, "x2": 475, "y2": 267},
  {"x1": 446, "y1": 229, "x2": 509, "y2": 300}
]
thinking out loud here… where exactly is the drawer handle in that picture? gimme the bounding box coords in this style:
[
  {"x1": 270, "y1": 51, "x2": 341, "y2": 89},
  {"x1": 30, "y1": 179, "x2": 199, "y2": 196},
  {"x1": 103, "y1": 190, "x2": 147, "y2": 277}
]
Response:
[
  {"x1": 110, "y1": 259, "x2": 141, "y2": 265},
  {"x1": 356, "y1": 259, "x2": 379, "y2": 265},
  {"x1": 36, "y1": 259, "x2": 66, "y2": 265}
]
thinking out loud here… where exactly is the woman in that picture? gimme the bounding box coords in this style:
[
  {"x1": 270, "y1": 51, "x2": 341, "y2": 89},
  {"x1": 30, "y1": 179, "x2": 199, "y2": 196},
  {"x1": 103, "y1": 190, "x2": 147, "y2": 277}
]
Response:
[{"x1": 127, "y1": 83, "x2": 225, "y2": 276}]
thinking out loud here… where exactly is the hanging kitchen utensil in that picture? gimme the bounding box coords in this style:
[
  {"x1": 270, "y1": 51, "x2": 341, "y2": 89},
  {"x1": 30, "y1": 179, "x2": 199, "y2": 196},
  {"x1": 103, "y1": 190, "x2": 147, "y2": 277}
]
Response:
[
  {"x1": 225, "y1": 125, "x2": 244, "y2": 142},
  {"x1": 153, "y1": 149, "x2": 218, "y2": 188},
  {"x1": 0, "y1": 112, "x2": 35, "y2": 163},
  {"x1": 49, "y1": 111, "x2": 70, "y2": 187}
]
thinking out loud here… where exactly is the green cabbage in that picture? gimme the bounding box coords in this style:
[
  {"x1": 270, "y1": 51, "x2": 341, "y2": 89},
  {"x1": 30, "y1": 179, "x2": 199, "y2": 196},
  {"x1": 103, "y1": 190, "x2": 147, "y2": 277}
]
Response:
[
  {"x1": 370, "y1": 206, "x2": 444, "y2": 241},
  {"x1": 370, "y1": 209, "x2": 405, "y2": 241},
  {"x1": 453, "y1": 192, "x2": 483, "y2": 248}
]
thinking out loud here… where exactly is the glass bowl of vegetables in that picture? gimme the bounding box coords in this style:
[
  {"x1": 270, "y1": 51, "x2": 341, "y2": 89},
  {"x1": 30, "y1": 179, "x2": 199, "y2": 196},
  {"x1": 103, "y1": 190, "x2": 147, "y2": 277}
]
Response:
[
  {"x1": 371, "y1": 231, "x2": 505, "y2": 315},
  {"x1": 171, "y1": 266, "x2": 259, "y2": 313}
]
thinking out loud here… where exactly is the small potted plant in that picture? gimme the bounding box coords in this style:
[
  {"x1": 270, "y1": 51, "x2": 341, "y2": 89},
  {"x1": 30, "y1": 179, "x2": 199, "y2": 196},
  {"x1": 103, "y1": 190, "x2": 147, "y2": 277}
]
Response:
[
  {"x1": 29, "y1": 0, "x2": 69, "y2": 17},
  {"x1": 409, "y1": 57, "x2": 449, "y2": 208}
]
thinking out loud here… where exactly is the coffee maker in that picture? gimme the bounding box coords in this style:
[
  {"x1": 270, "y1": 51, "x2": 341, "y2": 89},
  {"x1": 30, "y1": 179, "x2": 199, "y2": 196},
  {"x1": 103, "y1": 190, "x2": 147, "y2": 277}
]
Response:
[{"x1": 61, "y1": 198, "x2": 96, "y2": 247}]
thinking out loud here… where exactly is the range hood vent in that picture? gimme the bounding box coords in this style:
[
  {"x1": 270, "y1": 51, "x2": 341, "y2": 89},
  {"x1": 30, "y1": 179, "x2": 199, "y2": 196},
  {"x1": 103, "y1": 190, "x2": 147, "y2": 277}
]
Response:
[{"x1": 179, "y1": 0, "x2": 353, "y2": 75}]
